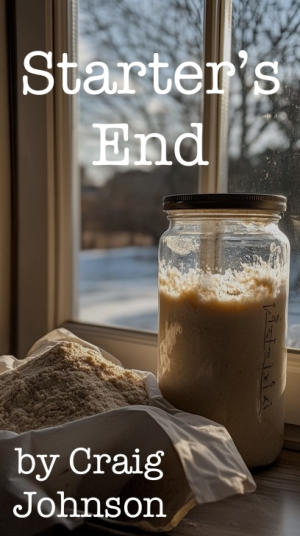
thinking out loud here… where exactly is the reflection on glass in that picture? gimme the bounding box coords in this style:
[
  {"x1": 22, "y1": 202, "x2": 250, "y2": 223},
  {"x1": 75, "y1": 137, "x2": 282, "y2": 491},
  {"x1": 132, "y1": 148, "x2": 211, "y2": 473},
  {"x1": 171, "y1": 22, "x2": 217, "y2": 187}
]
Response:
[{"x1": 228, "y1": 0, "x2": 300, "y2": 347}]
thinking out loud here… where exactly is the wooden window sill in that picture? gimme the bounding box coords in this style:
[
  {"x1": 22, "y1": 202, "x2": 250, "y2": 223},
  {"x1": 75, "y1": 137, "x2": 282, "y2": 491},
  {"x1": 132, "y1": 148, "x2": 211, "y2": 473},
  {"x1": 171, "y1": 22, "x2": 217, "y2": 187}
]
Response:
[
  {"x1": 39, "y1": 438, "x2": 300, "y2": 536},
  {"x1": 173, "y1": 447, "x2": 300, "y2": 536}
]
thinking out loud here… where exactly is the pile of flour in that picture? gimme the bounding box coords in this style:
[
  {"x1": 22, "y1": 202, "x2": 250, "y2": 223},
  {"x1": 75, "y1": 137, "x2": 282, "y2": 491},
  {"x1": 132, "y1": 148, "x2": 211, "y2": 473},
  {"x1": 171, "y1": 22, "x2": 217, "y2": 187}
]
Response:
[{"x1": 0, "y1": 341, "x2": 149, "y2": 433}]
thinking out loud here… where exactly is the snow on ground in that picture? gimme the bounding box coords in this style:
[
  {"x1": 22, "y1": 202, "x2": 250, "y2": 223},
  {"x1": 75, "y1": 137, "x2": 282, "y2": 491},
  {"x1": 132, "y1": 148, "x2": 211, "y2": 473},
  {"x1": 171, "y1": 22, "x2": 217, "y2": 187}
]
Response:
[{"x1": 78, "y1": 247, "x2": 158, "y2": 331}]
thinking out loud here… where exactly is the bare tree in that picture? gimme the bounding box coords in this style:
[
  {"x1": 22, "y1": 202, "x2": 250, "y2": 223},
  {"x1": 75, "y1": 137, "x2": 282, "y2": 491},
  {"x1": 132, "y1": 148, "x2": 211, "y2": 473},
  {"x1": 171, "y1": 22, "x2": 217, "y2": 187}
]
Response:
[
  {"x1": 79, "y1": 0, "x2": 203, "y2": 149},
  {"x1": 230, "y1": 0, "x2": 300, "y2": 161},
  {"x1": 79, "y1": 0, "x2": 299, "y2": 159},
  {"x1": 79, "y1": 0, "x2": 300, "y2": 266}
]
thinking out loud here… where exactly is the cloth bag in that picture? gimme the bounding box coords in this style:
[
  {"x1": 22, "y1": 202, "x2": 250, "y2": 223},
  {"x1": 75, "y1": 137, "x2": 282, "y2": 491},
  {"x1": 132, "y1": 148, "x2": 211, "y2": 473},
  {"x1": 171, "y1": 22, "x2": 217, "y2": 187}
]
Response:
[{"x1": 0, "y1": 329, "x2": 256, "y2": 535}]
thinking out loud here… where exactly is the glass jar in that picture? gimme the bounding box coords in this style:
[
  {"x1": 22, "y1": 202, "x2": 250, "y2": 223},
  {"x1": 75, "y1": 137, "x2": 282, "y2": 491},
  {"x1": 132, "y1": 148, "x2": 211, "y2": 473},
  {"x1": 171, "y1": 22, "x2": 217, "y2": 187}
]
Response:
[{"x1": 158, "y1": 194, "x2": 290, "y2": 467}]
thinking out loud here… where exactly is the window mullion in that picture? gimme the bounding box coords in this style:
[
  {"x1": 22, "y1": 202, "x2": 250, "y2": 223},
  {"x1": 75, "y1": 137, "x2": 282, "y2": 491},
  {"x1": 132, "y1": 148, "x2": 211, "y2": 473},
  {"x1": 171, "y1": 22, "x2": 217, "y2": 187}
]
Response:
[
  {"x1": 53, "y1": 0, "x2": 79, "y2": 326},
  {"x1": 200, "y1": 0, "x2": 232, "y2": 193}
]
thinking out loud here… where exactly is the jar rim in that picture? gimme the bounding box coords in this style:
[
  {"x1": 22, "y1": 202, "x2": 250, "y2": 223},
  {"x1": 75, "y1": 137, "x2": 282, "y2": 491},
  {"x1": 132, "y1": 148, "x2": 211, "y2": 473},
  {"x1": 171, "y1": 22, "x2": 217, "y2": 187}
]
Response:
[{"x1": 163, "y1": 193, "x2": 287, "y2": 212}]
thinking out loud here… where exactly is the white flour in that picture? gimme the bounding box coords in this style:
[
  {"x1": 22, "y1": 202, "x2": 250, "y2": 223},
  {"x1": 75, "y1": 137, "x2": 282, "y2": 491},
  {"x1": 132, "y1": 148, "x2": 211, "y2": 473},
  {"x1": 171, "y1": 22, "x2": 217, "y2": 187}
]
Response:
[{"x1": 0, "y1": 341, "x2": 149, "y2": 433}]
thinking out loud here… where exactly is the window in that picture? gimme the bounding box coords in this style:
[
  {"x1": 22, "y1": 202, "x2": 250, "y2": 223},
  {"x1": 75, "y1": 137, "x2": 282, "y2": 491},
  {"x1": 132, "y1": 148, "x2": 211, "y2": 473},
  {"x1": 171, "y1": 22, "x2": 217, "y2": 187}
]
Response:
[{"x1": 76, "y1": 0, "x2": 300, "y2": 348}]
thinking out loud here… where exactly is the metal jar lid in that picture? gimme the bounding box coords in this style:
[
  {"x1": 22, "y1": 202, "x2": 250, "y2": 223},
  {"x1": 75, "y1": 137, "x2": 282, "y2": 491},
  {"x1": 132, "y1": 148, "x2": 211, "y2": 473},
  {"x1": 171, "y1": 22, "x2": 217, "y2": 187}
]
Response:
[{"x1": 163, "y1": 193, "x2": 287, "y2": 212}]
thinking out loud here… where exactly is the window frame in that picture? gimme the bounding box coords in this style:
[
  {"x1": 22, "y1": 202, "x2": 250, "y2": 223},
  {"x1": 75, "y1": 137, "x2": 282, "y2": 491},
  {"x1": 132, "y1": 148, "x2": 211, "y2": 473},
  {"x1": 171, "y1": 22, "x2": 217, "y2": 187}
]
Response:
[
  {"x1": 9, "y1": 0, "x2": 78, "y2": 356},
  {"x1": 201, "y1": 0, "x2": 232, "y2": 193},
  {"x1": 10, "y1": 0, "x2": 300, "y2": 425}
]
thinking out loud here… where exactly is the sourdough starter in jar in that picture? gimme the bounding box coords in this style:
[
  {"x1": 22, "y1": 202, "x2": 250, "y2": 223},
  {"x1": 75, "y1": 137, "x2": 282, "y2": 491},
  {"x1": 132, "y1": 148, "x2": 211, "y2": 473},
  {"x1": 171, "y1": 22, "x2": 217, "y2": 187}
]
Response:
[{"x1": 158, "y1": 194, "x2": 290, "y2": 467}]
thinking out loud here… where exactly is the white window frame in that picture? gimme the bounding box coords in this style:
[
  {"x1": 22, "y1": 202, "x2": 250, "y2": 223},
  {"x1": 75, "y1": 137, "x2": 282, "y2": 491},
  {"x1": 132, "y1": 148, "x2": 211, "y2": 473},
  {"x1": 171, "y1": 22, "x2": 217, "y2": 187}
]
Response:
[{"x1": 9, "y1": 0, "x2": 300, "y2": 425}]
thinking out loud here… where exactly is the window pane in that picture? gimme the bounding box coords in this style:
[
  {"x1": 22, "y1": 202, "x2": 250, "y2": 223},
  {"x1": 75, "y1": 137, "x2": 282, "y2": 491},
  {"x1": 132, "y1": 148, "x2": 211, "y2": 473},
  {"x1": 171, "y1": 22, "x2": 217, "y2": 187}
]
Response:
[
  {"x1": 228, "y1": 0, "x2": 300, "y2": 347},
  {"x1": 77, "y1": 0, "x2": 204, "y2": 330}
]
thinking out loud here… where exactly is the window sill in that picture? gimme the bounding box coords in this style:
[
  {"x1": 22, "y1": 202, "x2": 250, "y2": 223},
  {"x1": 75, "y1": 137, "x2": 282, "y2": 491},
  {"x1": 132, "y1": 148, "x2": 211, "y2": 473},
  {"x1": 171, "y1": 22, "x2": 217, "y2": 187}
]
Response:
[
  {"x1": 171, "y1": 447, "x2": 300, "y2": 536},
  {"x1": 285, "y1": 423, "x2": 300, "y2": 451}
]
